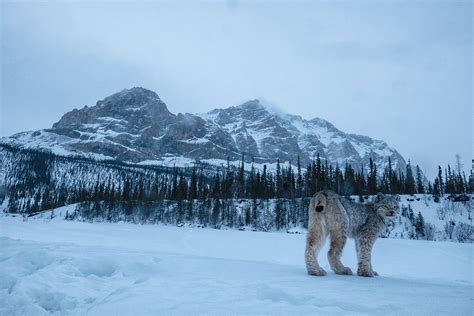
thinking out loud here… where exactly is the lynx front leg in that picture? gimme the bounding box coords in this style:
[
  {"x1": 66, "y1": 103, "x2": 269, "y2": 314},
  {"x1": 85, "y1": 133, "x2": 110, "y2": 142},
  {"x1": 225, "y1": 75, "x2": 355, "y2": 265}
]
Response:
[
  {"x1": 305, "y1": 223, "x2": 327, "y2": 276},
  {"x1": 355, "y1": 233, "x2": 377, "y2": 277},
  {"x1": 327, "y1": 230, "x2": 352, "y2": 275}
]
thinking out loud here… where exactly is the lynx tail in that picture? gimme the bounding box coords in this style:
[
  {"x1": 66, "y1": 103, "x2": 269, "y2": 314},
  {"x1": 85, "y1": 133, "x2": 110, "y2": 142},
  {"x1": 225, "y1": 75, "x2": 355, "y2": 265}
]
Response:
[{"x1": 314, "y1": 192, "x2": 327, "y2": 212}]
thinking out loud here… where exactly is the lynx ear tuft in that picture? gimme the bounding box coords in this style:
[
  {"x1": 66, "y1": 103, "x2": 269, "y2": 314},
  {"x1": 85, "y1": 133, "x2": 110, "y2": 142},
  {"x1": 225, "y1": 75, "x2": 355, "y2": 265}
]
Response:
[
  {"x1": 394, "y1": 194, "x2": 400, "y2": 202},
  {"x1": 375, "y1": 192, "x2": 385, "y2": 203}
]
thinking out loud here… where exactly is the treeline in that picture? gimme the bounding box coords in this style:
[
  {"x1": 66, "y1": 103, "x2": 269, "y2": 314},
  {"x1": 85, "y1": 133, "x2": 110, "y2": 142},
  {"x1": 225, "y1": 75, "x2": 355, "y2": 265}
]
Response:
[
  {"x1": 1, "y1": 145, "x2": 471, "y2": 218},
  {"x1": 2, "y1": 145, "x2": 179, "y2": 214},
  {"x1": 65, "y1": 198, "x2": 310, "y2": 232},
  {"x1": 430, "y1": 164, "x2": 471, "y2": 202}
]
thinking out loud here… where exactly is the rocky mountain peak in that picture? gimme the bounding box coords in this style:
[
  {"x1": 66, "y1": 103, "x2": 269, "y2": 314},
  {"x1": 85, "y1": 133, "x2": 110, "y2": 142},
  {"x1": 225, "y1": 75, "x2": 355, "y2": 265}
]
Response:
[
  {"x1": 52, "y1": 87, "x2": 173, "y2": 130},
  {"x1": 94, "y1": 87, "x2": 169, "y2": 115},
  {"x1": 98, "y1": 87, "x2": 162, "y2": 109},
  {"x1": 210, "y1": 99, "x2": 271, "y2": 125},
  {"x1": 3, "y1": 87, "x2": 407, "y2": 171}
]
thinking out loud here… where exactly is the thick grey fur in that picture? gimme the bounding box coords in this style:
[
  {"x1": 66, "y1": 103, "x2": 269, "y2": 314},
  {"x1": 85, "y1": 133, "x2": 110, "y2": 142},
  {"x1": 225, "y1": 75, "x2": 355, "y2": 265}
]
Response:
[{"x1": 305, "y1": 190, "x2": 400, "y2": 277}]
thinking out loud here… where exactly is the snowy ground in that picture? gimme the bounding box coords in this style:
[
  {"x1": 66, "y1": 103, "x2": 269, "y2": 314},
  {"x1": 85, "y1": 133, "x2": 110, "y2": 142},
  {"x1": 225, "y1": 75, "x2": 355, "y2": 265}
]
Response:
[{"x1": 1, "y1": 212, "x2": 473, "y2": 315}]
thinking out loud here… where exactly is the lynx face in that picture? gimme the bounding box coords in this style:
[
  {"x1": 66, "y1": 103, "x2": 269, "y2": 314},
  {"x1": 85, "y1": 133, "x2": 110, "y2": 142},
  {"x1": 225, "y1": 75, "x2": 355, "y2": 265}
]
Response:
[{"x1": 374, "y1": 193, "x2": 400, "y2": 220}]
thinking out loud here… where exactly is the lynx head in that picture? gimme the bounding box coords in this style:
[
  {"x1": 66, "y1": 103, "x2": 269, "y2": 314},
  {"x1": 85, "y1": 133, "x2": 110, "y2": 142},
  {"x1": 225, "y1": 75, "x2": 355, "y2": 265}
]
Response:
[{"x1": 374, "y1": 193, "x2": 400, "y2": 220}]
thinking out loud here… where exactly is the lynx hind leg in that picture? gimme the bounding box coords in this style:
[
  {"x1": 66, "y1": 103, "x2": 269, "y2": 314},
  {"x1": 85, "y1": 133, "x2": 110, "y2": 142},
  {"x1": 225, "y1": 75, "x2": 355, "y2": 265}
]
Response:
[
  {"x1": 327, "y1": 231, "x2": 353, "y2": 275},
  {"x1": 305, "y1": 220, "x2": 327, "y2": 276}
]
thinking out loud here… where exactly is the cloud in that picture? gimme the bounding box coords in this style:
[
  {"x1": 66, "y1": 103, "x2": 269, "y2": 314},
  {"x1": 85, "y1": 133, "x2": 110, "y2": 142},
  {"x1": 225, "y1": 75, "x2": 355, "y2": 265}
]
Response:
[{"x1": 1, "y1": 1, "x2": 472, "y2": 177}]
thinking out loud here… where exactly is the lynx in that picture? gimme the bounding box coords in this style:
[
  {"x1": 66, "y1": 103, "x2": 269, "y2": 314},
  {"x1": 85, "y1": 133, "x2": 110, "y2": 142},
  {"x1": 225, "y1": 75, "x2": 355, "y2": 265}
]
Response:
[{"x1": 305, "y1": 190, "x2": 400, "y2": 277}]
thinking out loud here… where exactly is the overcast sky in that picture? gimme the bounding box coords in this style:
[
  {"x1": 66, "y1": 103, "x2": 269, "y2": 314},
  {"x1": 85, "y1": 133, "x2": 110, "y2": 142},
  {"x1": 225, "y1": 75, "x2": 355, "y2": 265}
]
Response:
[{"x1": 1, "y1": 1, "x2": 472, "y2": 178}]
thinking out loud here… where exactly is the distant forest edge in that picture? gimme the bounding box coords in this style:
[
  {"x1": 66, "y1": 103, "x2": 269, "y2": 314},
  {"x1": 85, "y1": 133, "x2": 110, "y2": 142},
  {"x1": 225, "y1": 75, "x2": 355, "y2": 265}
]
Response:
[{"x1": 0, "y1": 144, "x2": 472, "y2": 241}]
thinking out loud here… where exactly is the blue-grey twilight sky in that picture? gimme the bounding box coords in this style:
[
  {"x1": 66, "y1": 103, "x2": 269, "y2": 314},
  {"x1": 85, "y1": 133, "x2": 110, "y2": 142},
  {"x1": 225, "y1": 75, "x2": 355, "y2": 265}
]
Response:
[{"x1": 1, "y1": 1, "x2": 472, "y2": 178}]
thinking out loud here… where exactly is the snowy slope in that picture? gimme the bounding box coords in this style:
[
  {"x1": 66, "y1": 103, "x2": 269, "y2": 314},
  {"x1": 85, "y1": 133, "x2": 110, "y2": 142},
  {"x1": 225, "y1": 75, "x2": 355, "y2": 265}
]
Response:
[
  {"x1": 1, "y1": 212, "x2": 472, "y2": 315},
  {"x1": 386, "y1": 195, "x2": 473, "y2": 242},
  {"x1": 400, "y1": 195, "x2": 472, "y2": 227}
]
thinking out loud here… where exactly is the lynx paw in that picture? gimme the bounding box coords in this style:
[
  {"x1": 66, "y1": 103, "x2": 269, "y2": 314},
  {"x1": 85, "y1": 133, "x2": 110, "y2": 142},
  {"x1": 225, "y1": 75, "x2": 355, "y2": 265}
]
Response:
[
  {"x1": 307, "y1": 267, "x2": 327, "y2": 276},
  {"x1": 357, "y1": 268, "x2": 375, "y2": 277},
  {"x1": 335, "y1": 267, "x2": 353, "y2": 275}
]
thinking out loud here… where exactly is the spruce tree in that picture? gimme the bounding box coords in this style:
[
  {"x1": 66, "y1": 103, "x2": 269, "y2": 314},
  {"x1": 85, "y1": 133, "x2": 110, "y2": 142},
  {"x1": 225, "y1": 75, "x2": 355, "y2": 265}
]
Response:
[
  {"x1": 405, "y1": 161, "x2": 416, "y2": 195},
  {"x1": 276, "y1": 159, "x2": 282, "y2": 198},
  {"x1": 189, "y1": 166, "x2": 198, "y2": 200},
  {"x1": 415, "y1": 212, "x2": 425, "y2": 239},
  {"x1": 296, "y1": 155, "x2": 303, "y2": 198},
  {"x1": 211, "y1": 198, "x2": 221, "y2": 227},
  {"x1": 437, "y1": 166, "x2": 444, "y2": 195},
  {"x1": 433, "y1": 178, "x2": 441, "y2": 202},
  {"x1": 368, "y1": 157, "x2": 377, "y2": 195},
  {"x1": 415, "y1": 165, "x2": 425, "y2": 194},
  {"x1": 237, "y1": 153, "x2": 245, "y2": 198}
]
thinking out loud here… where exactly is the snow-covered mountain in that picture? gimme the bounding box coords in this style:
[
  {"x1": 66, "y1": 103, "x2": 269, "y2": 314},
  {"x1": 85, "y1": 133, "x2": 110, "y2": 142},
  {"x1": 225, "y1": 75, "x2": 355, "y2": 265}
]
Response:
[{"x1": 1, "y1": 87, "x2": 406, "y2": 170}]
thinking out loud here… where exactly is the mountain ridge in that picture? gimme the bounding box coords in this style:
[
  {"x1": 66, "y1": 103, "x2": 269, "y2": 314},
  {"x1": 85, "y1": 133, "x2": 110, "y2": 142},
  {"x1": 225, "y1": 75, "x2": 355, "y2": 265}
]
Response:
[{"x1": 1, "y1": 87, "x2": 406, "y2": 171}]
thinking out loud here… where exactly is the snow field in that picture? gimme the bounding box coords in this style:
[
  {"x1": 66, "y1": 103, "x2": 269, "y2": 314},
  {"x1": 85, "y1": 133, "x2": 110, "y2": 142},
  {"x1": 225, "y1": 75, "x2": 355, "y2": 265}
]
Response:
[{"x1": 0, "y1": 213, "x2": 473, "y2": 315}]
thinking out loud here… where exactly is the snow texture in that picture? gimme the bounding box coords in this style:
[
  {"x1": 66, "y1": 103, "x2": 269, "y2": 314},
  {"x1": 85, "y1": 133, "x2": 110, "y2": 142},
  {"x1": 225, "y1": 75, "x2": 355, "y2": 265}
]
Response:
[{"x1": 0, "y1": 211, "x2": 472, "y2": 315}]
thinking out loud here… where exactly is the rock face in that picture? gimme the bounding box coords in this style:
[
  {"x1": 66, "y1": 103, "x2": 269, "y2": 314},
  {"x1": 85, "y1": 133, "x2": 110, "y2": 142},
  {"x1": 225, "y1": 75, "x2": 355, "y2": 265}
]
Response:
[{"x1": 2, "y1": 87, "x2": 406, "y2": 170}]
